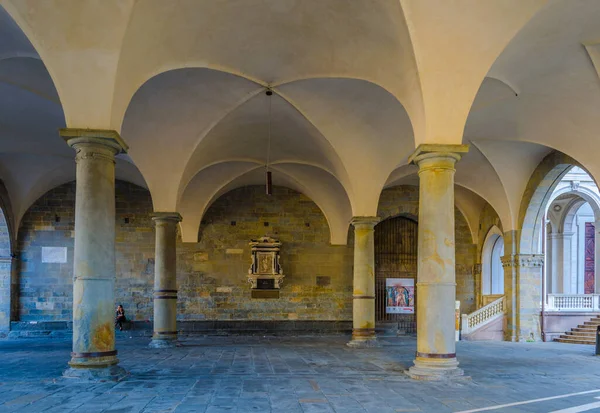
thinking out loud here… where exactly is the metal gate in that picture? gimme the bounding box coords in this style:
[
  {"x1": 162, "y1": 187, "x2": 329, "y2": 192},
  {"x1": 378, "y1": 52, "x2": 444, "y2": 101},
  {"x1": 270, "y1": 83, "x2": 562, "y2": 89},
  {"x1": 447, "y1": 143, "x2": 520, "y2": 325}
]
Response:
[{"x1": 375, "y1": 216, "x2": 418, "y2": 333}]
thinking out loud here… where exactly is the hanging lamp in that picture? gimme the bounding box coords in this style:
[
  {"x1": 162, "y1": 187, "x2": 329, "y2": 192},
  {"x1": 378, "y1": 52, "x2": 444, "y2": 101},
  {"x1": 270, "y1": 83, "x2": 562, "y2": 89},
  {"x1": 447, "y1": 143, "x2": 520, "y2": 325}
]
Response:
[{"x1": 265, "y1": 89, "x2": 273, "y2": 195}]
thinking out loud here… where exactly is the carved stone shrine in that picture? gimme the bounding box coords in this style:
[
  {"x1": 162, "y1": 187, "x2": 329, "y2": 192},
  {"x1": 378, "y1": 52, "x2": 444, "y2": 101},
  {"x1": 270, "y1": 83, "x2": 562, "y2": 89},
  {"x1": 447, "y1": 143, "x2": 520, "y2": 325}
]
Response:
[{"x1": 248, "y1": 236, "x2": 285, "y2": 290}]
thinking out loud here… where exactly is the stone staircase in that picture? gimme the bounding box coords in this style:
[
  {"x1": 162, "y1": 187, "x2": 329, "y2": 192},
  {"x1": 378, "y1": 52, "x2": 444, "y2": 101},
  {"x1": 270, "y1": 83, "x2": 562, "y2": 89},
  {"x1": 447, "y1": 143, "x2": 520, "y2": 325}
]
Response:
[
  {"x1": 461, "y1": 296, "x2": 505, "y2": 341},
  {"x1": 555, "y1": 316, "x2": 600, "y2": 345}
]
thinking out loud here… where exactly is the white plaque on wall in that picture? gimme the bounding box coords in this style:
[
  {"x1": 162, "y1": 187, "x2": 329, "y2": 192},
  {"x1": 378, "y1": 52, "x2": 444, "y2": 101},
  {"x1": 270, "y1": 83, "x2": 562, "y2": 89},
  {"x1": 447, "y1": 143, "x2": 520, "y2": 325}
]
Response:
[{"x1": 41, "y1": 247, "x2": 67, "y2": 263}]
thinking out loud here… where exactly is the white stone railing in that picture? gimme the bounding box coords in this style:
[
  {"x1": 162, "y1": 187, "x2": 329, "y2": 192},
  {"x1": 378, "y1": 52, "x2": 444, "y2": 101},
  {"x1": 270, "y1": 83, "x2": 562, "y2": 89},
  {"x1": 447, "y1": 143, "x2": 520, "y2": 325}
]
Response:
[
  {"x1": 461, "y1": 296, "x2": 505, "y2": 335},
  {"x1": 546, "y1": 294, "x2": 600, "y2": 311}
]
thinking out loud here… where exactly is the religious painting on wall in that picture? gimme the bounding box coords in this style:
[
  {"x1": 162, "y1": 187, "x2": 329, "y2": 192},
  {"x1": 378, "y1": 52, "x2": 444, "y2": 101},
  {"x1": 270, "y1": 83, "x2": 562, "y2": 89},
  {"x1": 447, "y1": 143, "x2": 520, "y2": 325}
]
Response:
[{"x1": 385, "y1": 278, "x2": 414, "y2": 314}]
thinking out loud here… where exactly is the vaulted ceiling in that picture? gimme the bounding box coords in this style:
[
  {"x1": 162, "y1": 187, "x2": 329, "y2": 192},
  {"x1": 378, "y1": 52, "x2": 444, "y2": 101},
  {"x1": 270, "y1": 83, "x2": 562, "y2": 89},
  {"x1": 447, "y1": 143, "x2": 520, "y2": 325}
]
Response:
[{"x1": 0, "y1": 0, "x2": 599, "y2": 244}]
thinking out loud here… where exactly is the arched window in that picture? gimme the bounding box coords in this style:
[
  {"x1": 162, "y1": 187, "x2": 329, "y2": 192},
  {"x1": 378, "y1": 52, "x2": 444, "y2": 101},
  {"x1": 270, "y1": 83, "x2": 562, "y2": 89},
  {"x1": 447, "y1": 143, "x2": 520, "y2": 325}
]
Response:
[
  {"x1": 482, "y1": 227, "x2": 504, "y2": 296},
  {"x1": 490, "y1": 236, "x2": 504, "y2": 294}
]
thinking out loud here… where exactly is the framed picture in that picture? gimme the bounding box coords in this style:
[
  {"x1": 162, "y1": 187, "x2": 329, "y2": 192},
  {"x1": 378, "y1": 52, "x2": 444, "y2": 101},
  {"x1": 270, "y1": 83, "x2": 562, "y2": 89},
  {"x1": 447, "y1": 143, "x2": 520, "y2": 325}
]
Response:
[{"x1": 385, "y1": 278, "x2": 415, "y2": 314}]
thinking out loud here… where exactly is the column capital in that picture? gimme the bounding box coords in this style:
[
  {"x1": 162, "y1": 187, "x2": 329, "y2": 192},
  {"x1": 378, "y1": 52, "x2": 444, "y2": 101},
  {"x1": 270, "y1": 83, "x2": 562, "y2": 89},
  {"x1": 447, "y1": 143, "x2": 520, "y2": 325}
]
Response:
[
  {"x1": 60, "y1": 128, "x2": 128, "y2": 154},
  {"x1": 501, "y1": 253, "x2": 544, "y2": 268},
  {"x1": 351, "y1": 216, "x2": 380, "y2": 228},
  {"x1": 408, "y1": 144, "x2": 469, "y2": 166},
  {"x1": 151, "y1": 212, "x2": 183, "y2": 223}
]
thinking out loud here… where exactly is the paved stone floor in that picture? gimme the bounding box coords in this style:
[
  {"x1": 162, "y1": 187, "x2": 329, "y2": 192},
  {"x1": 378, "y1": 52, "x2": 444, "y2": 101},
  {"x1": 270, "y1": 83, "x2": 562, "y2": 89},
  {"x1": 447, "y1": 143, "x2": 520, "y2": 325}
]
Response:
[{"x1": 0, "y1": 335, "x2": 600, "y2": 412}]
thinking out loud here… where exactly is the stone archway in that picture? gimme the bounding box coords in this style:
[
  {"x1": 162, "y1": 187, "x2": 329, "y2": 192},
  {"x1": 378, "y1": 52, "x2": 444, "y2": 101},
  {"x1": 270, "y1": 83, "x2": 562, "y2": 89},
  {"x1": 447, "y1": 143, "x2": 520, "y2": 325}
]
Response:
[{"x1": 503, "y1": 151, "x2": 584, "y2": 341}]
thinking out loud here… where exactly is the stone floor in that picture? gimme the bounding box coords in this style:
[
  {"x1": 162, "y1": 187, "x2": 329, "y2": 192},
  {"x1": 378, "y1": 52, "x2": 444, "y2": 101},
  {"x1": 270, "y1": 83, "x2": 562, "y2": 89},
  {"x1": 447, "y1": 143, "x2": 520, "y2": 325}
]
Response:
[{"x1": 0, "y1": 335, "x2": 600, "y2": 412}]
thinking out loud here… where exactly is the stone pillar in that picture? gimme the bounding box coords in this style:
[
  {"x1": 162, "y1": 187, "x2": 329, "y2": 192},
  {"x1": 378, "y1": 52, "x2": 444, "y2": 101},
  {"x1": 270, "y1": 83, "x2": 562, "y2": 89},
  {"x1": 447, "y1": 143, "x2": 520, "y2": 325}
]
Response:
[
  {"x1": 60, "y1": 129, "x2": 127, "y2": 380},
  {"x1": 347, "y1": 216, "x2": 380, "y2": 348},
  {"x1": 502, "y1": 230, "x2": 544, "y2": 342},
  {"x1": 547, "y1": 232, "x2": 557, "y2": 293},
  {"x1": 473, "y1": 263, "x2": 482, "y2": 309},
  {"x1": 149, "y1": 212, "x2": 181, "y2": 348},
  {"x1": 407, "y1": 144, "x2": 468, "y2": 380}
]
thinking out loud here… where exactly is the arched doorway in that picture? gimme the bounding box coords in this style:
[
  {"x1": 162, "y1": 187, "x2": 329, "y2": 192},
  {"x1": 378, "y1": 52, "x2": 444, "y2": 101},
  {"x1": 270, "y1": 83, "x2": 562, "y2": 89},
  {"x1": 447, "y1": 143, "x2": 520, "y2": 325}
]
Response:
[{"x1": 374, "y1": 216, "x2": 418, "y2": 333}]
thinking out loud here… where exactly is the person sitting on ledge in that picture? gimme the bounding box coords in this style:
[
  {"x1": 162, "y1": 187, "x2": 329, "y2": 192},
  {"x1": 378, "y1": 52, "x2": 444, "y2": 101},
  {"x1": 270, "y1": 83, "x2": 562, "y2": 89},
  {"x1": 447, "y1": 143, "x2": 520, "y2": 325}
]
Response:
[{"x1": 115, "y1": 304, "x2": 126, "y2": 331}]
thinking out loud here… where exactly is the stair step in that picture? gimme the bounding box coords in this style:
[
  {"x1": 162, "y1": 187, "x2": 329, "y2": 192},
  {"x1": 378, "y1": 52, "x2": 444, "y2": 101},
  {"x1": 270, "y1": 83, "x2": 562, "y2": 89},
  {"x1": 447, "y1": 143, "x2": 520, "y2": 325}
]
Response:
[
  {"x1": 572, "y1": 327, "x2": 597, "y2": 333},
  {"x1": 555, "y1": 337, "x2": 595, "y2": 345},
  {"x1": 564, "y1": 333, "x2": 595, "y2": 339},
  {"x1": 556, "y1": 314, "x2": 600, "y2": 345}
]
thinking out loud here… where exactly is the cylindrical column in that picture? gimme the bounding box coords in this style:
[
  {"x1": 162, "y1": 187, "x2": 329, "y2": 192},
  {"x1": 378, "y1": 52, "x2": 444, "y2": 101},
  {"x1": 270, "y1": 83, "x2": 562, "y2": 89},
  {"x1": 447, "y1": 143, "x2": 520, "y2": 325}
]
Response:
[
  {"x1": 407, "y1": 144, "x2": 468, "y2": 380},
  {"x1": 149, "y1": 212, "x2": 181, "y2": 348},
  {"x1": 61, "y1": 129, "x2": 128, "y2": 381},
  {"x1": 347, "y1": 216, "x2": 380, "y2": 348}
]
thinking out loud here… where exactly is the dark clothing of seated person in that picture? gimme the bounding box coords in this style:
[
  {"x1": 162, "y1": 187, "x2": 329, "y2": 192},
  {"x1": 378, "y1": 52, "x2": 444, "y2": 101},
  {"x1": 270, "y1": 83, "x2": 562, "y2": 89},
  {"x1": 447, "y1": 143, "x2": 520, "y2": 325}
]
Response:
[{"x1": 115, "y1": 306, "x2": 126, "y2": 331}]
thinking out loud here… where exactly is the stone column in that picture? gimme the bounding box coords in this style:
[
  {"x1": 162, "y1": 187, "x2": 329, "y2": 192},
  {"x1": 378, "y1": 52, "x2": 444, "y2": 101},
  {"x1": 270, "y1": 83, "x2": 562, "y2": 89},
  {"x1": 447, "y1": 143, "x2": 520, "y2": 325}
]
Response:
[
  {"x1": 502, "y1": 230, "x2": 544, "y2": 342},
  {"x1": 60, "y1": 129, "x2": 127, "y2": 380},
  {"x1": 347, "y1": 216, "x2": 380, "y2": 348},
  {"x1": 149, "y1": 212, "x2": 181, "y2": 348},
  {"x1": 406, "y1": 144, "x2": 468, "y2": 380}
]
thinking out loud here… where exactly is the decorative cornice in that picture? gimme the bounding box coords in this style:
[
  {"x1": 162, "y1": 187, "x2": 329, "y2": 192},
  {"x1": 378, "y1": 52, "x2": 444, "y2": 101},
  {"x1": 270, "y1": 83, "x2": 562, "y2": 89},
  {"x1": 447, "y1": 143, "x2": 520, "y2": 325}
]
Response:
[{"x1": 501, "y1": 254, "x2": 544, "y2": 268}]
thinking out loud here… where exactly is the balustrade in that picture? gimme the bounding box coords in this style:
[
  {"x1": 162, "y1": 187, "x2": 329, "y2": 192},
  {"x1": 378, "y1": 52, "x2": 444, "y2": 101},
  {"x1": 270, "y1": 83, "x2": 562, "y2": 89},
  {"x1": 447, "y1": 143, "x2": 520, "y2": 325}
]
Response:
[
  {"x1": 546, "y1": 294, "x2": 600, "y2": 311},
  {"x1": 461, "y1": 296, "x2": 505, "y2": 335}
]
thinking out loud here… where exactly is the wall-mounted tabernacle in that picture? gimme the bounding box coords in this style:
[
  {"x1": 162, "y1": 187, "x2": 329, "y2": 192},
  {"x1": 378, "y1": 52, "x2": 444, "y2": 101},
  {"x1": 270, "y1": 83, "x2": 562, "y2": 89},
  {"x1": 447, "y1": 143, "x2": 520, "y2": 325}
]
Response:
[{"x1": 247, "y1": 236, "x2": 285, "y2": 291}]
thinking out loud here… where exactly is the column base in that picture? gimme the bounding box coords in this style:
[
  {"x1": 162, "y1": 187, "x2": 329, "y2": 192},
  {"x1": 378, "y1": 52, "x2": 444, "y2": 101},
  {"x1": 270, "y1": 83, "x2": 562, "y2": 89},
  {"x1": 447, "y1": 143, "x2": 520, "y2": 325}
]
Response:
[
  {"x1": 149, "y1": 338, "x2": 178, "y2": 348},
  {"x1": 347, "y1": 338, "x2": 380, "y2": 348},
  {"x1": 63, "y1": 365, "x2": 128, "y2": 382},
  {"x1": 346, "y1": 329, "x2": 380, "y2": 348},
  {"x1": 406, "y1": 358, "x2": 466, "y2": 381}
]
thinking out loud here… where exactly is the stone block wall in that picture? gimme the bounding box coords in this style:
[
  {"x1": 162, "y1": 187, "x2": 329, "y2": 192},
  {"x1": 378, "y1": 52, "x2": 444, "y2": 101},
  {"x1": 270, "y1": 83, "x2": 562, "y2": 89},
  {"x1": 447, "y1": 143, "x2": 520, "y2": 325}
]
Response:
[
  {"x1": 455, "y1": 211, "x2": 476, "y2": 314},
  {"x1": 13, "y1": 181, "x2": 478, "y2": 325},
  {"x1": 177, "y1": 186, "x2": 353, "y2": 321},
  {"x1": 0, "y1": 208, "x2": 10, "y2": 331},
  {"x1": 0, "y1": 259, "x2": 10, "y2": 332},
  {"x1": 16, "y1": 183, "x2": 75, "y2": 321},
  {"x1": 16, "y1": 181, "x2": 156, "y2": 322},
  {"x1": 15, "y1": 182, "x2": 353, "y2": 322}
]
